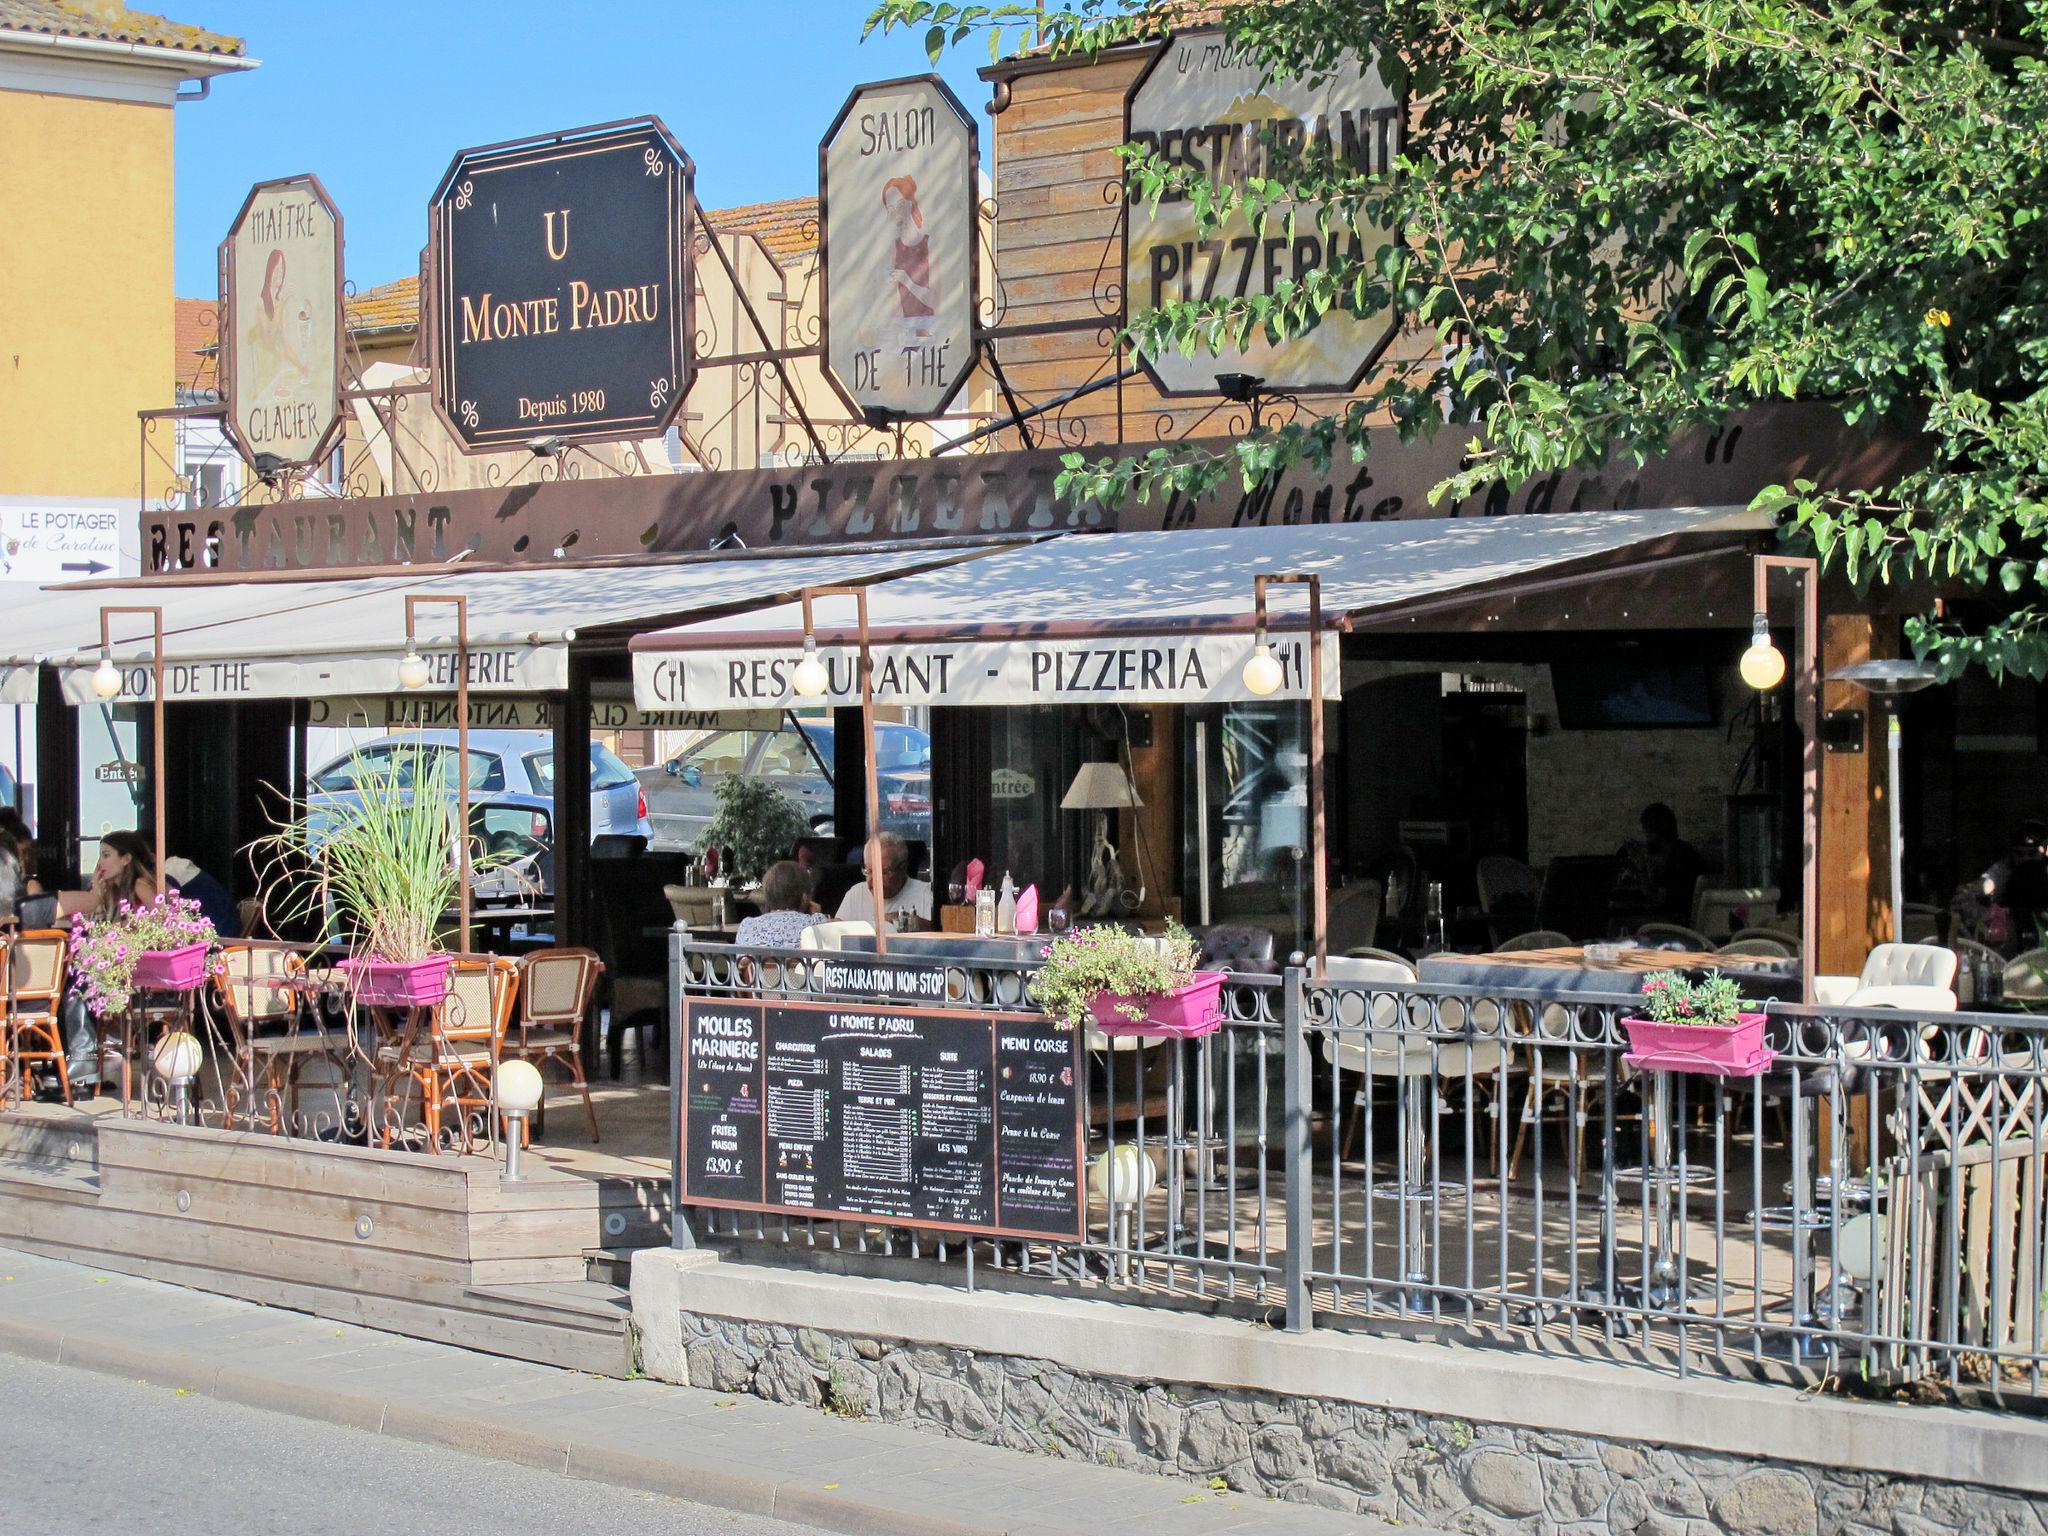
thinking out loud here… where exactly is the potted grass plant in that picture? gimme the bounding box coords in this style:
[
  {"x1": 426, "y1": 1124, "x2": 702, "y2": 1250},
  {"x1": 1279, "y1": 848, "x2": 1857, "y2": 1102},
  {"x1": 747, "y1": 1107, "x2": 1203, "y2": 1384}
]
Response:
[
  {"x1": 254, "y1": 740, "x2": 518, "y2": 1008},
  {"x1": 1030, "y1": 921, "x2": 1223, "y2": 1038},
  {"x1": 1622, "y1": 970, "x2": 1773, "y2": 1076}
]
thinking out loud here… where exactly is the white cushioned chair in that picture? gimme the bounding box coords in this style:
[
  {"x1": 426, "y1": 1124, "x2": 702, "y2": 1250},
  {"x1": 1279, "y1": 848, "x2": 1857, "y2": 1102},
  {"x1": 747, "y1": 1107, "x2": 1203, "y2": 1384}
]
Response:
[
  {"x1": 1814, "y1": 942, "x2": 1958, "y2": 1012},
  {"x1": 798, "y1": 920, "x2": 878, "y2": 952}
]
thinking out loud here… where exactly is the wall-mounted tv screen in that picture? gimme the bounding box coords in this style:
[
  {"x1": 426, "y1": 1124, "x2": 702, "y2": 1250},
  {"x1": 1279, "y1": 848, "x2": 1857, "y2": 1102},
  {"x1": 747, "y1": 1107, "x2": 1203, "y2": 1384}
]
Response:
[{"x1": 1550, "y1": 660, "x2": 1716, "y2": 730}]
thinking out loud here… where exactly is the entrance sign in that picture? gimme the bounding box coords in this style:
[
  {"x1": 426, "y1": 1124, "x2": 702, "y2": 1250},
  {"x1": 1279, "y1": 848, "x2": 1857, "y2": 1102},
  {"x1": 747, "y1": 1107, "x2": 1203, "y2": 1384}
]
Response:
[
  {"x1": 430, "y1": 119, "x2": 694, "y2": 452},
  {"x1": 635, "y1": 630, "x2": 1342, "y2": 711},
  {"x1": 1125, "y1": 27, "x2": 1404, "y2": 396},
  {"x1": 220, "y1": 175, "x2": 345, "y2": 469},
  {"x1": 820, "y1": 76, "x2": 980, "y2": 419},
  {"x1": 680, "y1": 997, "x2": 1083, "y2": 1241}
]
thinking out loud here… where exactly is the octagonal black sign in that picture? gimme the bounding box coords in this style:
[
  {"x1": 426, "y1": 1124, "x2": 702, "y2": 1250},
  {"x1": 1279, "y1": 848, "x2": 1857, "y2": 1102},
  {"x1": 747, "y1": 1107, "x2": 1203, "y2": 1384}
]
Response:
[{"x1": 429, "y1": 118, "x2": 694, "y2": 452}]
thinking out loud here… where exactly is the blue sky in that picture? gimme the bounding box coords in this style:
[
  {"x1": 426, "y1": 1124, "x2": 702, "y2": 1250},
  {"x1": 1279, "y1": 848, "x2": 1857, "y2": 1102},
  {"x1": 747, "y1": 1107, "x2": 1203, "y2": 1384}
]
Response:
[{"x1": 172, "y1": 1, "x2": 994, "y2": 296}]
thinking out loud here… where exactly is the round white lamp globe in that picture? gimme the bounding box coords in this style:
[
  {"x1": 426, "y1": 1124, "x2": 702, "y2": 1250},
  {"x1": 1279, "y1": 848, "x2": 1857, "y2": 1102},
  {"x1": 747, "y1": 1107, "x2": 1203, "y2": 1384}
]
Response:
[
  {"x1": 493, "y1": 1058, "x2": 545, "y2": 1114},
  {"x1": 398, "y1": 647, "x2": 432, "y2": 690},
  {"x1": 91, "y1": 655, "x2": 123, "y2": 700},
  {"x1": 151, "y1": 1030, "x2": 204, "y2": 1082},
  {"x1": 1740, "y1": 636, "x2": 1787, "y2": 692},
  {"x1": 790, "y1": 637, "x2": 830, "y2": 699},
  {"x1": 1241, "y1": 642, "x2": 1285, "y2": 697}
]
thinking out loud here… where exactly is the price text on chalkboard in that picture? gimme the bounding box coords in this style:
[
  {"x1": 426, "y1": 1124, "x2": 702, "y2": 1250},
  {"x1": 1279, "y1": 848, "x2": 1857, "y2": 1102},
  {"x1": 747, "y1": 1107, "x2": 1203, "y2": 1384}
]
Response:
[{"x1": 679, "y1": 998, "x2": 1083, "y2": 1241}]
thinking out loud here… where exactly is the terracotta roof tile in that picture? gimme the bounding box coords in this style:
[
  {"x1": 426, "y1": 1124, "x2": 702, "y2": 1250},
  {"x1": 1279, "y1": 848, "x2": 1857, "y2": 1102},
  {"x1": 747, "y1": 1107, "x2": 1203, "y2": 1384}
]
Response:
[
  {"x1": 340, "y1": 197, "x2": 819, "y2": 337},
  {"x1": 0, "y1": 0, "x2": 244, "y2": 57},
  {"x1": 172, "y1": 295, "x2": 218, "y2": 395}
]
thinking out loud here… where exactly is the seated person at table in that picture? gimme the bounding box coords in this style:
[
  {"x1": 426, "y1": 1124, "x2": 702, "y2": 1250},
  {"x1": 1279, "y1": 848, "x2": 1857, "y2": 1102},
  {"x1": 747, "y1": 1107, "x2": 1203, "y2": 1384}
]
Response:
[
  {"x1": 54, "y1": 830, "x2": 158, "y2": 920},
  {"x1": 1612, "y1": 803, "x2": 1704, "y2": 927},
  {"x1": 734, "y1": 860, "x2": 825, "y2": 948},
  {"x1": 163, "y1": 855, "x2": 242, "y2": 939},
  {"x1": 0, "y1": 827, "x2": 21, "y2": 926},
  {"x1": 834, "y1": 831, "x2": 932, "y2": 930},
  {"x1": 0, "y1": 807, "x2": 37, "y2": 893}
]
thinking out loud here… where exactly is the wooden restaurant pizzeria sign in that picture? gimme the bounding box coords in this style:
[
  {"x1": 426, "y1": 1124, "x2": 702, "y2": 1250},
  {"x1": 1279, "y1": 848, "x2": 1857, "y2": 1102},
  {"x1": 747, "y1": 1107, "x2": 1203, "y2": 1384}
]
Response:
[
  {"x1": 1126, "y1": 26, "x2": 1405, "y2": 396},
  {"x1": 429, "y1": 118, "x2": 694, "y2": 451}
]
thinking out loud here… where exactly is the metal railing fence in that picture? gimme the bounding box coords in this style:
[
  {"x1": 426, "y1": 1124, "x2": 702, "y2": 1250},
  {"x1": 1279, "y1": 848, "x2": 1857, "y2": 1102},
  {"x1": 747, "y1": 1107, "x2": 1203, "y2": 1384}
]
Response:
[{"x1": 674, "y1": 938, "x2": 2048, "y2": 1404}]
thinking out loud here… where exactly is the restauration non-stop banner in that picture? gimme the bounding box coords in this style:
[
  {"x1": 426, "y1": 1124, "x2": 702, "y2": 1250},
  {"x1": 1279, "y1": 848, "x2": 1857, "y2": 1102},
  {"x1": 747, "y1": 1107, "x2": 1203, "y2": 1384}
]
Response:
[{"x1": 634, "y1": 630, "x2": 1341, "y2": 710}]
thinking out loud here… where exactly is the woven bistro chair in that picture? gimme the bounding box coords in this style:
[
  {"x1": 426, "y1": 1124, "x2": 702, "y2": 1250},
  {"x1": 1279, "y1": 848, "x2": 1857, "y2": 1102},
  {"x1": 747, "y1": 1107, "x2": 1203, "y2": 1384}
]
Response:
[
  {"x1": 504, "y1": 947, "x2": 605, "y2": 1143},
  {"x1": 1634, "y1": 922, "x2": 1712, "y2": 952},
  {"x1": 1718, "y1": 936, "x2": 1795, "y2": 959},
  {"x1": 209, "y1": 942, "x2": 330, "y2": 1133},
  {"x1": 5, "y1": 930, "x2": 71, "y2": 1105},
  {"x1": 375, "y1": 955, "x2": 517, "y2": 1153}
]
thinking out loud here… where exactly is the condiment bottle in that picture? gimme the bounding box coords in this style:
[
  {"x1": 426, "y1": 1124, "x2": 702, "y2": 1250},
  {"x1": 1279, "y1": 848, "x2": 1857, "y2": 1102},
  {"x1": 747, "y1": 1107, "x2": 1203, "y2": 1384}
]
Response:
[
  {"x1": 996, "y1": 872, "x2": 1017, "y2": 935},
  {"x1": 974, "y1": 886, "x2": 998, "y2": 937}
]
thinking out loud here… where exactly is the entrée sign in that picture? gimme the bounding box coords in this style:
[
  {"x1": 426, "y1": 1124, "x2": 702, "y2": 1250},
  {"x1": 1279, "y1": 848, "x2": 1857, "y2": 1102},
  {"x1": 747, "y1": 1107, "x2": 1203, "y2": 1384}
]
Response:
[{"x1": 430, "y1": 118, "x2": 694, "y2": 452}]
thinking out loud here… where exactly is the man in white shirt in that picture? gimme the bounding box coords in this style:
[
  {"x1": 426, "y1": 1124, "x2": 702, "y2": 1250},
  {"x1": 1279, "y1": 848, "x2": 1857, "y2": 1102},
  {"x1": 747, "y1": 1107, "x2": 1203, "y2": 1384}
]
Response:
[{"x1": 834, "y1": 830, "x2": 932, "y2": 929}]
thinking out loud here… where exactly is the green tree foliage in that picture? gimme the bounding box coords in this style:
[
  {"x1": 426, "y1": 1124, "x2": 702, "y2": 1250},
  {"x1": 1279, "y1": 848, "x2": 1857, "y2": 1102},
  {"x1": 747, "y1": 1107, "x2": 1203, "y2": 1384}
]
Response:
[{"x1": 869, "y1": 0, "x2": 2048, "y2": 678}]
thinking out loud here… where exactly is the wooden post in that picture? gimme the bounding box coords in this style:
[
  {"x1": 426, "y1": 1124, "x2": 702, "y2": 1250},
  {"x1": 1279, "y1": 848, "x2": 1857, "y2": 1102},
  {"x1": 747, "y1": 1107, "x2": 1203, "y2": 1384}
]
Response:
[{"x1": 1818, "y1": 615, "x2": 1897, "y2": 973}]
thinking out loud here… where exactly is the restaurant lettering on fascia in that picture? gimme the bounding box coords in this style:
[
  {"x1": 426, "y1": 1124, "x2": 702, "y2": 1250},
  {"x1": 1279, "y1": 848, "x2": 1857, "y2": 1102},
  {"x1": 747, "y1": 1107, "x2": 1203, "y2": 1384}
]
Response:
[{"x1": 21, "y1": 20, "x2": 1994, "y2": 1006}]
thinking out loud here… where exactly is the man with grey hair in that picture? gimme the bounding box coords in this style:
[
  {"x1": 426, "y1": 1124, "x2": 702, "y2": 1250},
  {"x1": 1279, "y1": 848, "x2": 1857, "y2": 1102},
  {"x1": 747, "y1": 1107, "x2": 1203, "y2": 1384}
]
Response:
[{"x1": 834, "y1": 830, "x2": 932, "y2": 929}]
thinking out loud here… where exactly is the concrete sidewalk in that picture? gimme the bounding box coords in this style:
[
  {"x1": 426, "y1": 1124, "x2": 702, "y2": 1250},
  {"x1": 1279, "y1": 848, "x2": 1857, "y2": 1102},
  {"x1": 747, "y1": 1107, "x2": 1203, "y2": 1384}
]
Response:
[{"x1": 0, "y1": 1247, "x2": 1407, "y2": 1536}]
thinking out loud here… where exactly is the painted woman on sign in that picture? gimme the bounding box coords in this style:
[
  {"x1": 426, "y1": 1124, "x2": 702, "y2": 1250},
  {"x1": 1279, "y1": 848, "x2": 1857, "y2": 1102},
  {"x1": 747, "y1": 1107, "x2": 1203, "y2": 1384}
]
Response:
[
  {"x1": 883, "y1": 176, "x2": 937, "y2": 341},
  {"x1": 243, "y1": 247, "x2": 314, "y2": 401}
]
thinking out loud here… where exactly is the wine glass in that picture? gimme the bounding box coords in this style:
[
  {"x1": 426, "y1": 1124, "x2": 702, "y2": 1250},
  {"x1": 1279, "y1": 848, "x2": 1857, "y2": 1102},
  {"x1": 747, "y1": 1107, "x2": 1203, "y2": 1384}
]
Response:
[
  {"x1": 948, "y1": 878, "x2": 967, "y2": 906},
  {"x1": 1047, "y1": 905, "x2": 1071, "y2": 937}
]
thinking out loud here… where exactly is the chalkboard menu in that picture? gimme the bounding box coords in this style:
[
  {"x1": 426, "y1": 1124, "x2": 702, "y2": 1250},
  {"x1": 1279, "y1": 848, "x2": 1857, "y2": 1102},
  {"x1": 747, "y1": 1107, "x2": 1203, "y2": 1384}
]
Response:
[{"x1": 680, "y1": 999, "x2": 1083, "y2": 1241}]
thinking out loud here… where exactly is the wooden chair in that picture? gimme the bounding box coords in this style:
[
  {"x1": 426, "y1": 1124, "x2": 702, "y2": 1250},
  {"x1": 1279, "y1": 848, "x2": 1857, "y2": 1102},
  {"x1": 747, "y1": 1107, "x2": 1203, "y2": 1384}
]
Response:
[
  {"x1": 376, "y1": 954, "x2": 517, "y2": 1153},
  {"x1": 1718, "y1": 936, "x2": 1794, "y2": 959},
  {"x1": 5, "y1": 930, "x2": 70, "y2": 1106},
  {"x1": 1495, "y1": 930, "x2": 1572, "y2": 953},
  {"x1": 1635, "y1": 921, "x2": 1712, "y2": 951},
  {"x1": 505, "y1": 947, "x2": 604, "y2": 1143},
  {"x1": 209, "y1": 942, "x2": 332, "y2": 1133}
]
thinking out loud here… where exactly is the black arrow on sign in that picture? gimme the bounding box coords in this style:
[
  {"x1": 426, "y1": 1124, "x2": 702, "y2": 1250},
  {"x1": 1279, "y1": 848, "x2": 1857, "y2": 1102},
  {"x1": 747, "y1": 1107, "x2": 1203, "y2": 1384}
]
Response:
[{"x1": 60, "y1": 560, "x2": 111, "y2": 574}]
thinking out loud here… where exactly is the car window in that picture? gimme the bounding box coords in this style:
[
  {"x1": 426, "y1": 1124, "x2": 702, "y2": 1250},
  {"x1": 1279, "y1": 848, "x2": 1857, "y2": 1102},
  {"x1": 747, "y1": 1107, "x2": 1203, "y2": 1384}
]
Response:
[
  {"x1": 312, "y1": 745, "x2": 390, "y2": 794},
  {"x1": 524, "y1": 745, "x2": 636, "y2": 794},
  {"x1": 677, "y1": 730, "x2": 753, "y2": 776},
  {"x1": 755, "y1": 733, "x2": 819, "y2": 778}
]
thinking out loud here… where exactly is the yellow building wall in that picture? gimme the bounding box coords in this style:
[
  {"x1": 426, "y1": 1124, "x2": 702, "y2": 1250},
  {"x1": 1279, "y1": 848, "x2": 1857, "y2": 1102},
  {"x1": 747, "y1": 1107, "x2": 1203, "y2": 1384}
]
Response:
[{"x1": 0, "y1": 89, "x2": 175, "y2": 501}]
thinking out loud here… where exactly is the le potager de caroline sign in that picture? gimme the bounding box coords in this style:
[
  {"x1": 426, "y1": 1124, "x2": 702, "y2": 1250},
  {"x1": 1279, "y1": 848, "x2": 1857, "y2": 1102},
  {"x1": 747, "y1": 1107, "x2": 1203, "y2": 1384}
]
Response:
[{"x1": 430, "y1": 119, "x2": 695, "y2": 451}]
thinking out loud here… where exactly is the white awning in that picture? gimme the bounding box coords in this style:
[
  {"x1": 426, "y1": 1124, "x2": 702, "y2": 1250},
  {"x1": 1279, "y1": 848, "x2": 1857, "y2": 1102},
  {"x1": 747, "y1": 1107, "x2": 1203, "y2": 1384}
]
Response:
[
  {"x1": 0, "y1": 544, "x2": 1010, "y2": 706},
  {"x1": 630, "y1": 508, "x2": 1763, "y2": 709}
]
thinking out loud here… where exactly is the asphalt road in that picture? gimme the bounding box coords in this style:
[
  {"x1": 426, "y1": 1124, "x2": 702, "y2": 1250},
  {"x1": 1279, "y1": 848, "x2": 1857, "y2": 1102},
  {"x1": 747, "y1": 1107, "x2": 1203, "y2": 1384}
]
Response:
[{"x1": 0, "y1": 1353, "x2": 824, "y2": 1535}]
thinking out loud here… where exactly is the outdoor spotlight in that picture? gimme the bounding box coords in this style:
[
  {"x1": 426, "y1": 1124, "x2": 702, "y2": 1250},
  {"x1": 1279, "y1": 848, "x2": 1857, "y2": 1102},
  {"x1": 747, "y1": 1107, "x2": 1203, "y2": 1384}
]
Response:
[
  {"x1": 1739, "y1": 614, "x2": 1787, "y2": 692},
  {"x1": 862, "y1": 406, "x2": 903, "y2": 431},
  {"x1": 398, "y1": 646, "x2": 431, "y2": 690},
  {"x1": 90, "y1": 654, "x2": 122, "y2": 700},
  {"x1": 251, "y1": 451, "x2": 285, "y2": 485},
  {"x1": 790, "y1": 634, "x2": 830, "y2": 699},
  {"x1": 527, "y1": 434, "x2": 565, "y2": 458},
  {"x1": 1215, "y1": 372, "x2": 1264, "y2": 404},
  {"x1": 1242, "y1": 639, "x2": 1285, "y2": 697}
]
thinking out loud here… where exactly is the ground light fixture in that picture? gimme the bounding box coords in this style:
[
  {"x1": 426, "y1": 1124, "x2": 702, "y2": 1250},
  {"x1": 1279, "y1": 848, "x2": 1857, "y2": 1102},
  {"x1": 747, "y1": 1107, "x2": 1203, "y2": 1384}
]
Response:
[
  {"x1": 151, "y1": 1029, "x2": 203, "y2": 1125},
  {"x1": 493, "y1": 1059, "x2": 545, "y2": 1181},
  {"x1": 1739, "y1": 613, "x2": 1787, "y2": 692}
]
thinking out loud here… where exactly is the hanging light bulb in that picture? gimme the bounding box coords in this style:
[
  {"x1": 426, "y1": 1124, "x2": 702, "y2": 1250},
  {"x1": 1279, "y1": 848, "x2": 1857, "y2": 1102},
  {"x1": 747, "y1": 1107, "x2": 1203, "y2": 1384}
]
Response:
[
  {"x1": 90, "y1": 654, "x2": 122, "y2": 701},
  {"x1": 790, "y1": 634, "x2": 830, "y2": 698},
  {"x1": 1241, "y1": 636, "x2": 1284, "y2": 697},
  {"x1": 1739, "y1": 613, "x2": 1786, "y2": 692},
  {"x1": 398, "y1": 645, "x2": 431, "y2": 690}
]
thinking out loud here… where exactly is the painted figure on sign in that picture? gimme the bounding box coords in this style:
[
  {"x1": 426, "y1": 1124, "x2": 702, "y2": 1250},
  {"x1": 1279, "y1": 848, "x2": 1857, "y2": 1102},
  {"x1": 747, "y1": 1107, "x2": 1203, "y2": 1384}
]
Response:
[
  {"x1": 884, "y1": 175, "x2": 936, "y2": 339},
  {"x1": 245, "y1": 248, "x2": 314, "y2": 401}
]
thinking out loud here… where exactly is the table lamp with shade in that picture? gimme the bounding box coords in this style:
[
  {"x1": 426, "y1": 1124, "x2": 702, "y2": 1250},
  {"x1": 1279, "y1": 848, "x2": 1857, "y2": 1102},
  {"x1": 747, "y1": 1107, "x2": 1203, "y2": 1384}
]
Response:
[{"x1": 1062, "y1": 761, "x2": 1143, "y2": 916}]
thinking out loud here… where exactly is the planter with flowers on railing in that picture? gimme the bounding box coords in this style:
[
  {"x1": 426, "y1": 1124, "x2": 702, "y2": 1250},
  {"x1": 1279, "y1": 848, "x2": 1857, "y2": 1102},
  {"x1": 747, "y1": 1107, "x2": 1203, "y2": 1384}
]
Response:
[
  {"x1": 1031, "y1": 921, "x2": 1224, "y2": 1038},
  {"x1": 1622, "y1": 969, "x2": 1773, "y2": 1076},
  {"x1": 69, "y1": 894, "x2": 218, "y2": 1020}
]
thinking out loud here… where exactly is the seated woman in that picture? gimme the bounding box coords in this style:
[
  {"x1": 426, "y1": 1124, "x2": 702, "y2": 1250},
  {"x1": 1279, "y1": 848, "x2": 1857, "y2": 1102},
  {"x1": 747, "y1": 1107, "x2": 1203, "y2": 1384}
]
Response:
[
  {"x1": 39, "y1": 831, "x2": 159, "y2": 1096},
  {"x1": 734, "y1": 860, "x2": 825, "y2": 949}
]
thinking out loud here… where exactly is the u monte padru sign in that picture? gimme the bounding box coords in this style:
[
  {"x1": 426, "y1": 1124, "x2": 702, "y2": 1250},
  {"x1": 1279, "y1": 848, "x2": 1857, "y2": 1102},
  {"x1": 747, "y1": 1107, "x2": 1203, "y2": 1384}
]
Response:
[{"x1": 430, "y1": 118, "x2": 695, "y2": 451}]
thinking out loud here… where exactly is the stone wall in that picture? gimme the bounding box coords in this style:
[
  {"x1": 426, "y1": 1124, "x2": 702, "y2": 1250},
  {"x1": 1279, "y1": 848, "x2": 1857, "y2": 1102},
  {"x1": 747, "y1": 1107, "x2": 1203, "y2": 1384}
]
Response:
[{"x1": 673, "y1": 1311, "x2": 2042, "y2": 1536}]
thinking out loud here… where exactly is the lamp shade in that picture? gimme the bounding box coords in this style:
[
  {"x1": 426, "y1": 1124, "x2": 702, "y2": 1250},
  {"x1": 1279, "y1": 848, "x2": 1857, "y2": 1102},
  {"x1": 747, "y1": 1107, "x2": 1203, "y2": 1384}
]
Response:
[
  {"x1": 1061, "y1": 761, "x2": 1142, "y2": 811},
  {"x1": 493, "y1": 1059, "x2": 545, "y2": 1113}
]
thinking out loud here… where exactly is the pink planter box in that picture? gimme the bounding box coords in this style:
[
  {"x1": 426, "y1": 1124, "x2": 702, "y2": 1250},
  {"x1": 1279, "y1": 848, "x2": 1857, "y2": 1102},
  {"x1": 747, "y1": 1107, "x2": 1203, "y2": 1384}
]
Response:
[
  {"x1": 1622, "y1": 1012, "x2": 1774, "y2": 1077},
  {"x1": 338, "y1": 954, "x2": 451, "y2": 1008},
  {"x1": 132, "y1": 942, "x2": 209, "y2": 992},
  {"x1": 1086, "y1": 971, "x2": 1225, "y2": 1039}
]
